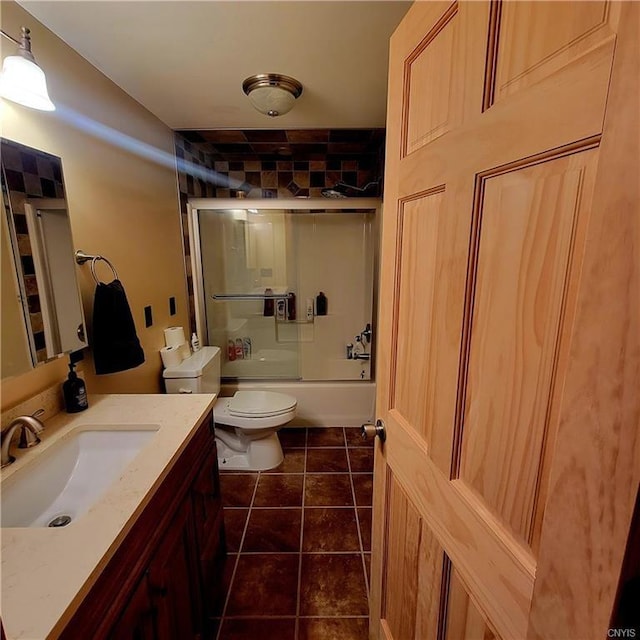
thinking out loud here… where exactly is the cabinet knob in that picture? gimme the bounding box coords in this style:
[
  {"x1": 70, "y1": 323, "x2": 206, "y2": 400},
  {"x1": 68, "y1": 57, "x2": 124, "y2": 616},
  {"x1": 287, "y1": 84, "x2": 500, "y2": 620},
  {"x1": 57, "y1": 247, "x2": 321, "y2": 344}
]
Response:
[{"x1": 361, "y1": 419, "x2": 386, "y2": 443}]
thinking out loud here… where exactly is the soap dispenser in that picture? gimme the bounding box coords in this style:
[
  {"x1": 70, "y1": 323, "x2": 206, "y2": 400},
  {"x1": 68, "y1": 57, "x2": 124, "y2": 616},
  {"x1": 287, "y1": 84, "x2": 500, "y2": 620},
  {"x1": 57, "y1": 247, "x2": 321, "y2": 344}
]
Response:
[{"x1": 63, "y1": 361, "x2": 89, "y2": 413}]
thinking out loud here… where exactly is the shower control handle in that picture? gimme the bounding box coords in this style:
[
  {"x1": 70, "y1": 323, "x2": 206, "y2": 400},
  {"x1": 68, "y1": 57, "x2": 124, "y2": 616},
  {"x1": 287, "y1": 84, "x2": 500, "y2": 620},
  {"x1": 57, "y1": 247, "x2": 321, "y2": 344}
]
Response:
[{"x1": 361, "y1": 419, "x2": 386, "y2": 443}]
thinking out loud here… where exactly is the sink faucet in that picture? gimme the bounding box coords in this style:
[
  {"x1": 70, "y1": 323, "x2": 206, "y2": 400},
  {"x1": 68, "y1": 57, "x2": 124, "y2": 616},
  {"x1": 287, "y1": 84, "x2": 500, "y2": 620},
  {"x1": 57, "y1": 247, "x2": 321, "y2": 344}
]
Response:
[{"x1": 1, "y1": 410, "x2": 45, "y2": 468}]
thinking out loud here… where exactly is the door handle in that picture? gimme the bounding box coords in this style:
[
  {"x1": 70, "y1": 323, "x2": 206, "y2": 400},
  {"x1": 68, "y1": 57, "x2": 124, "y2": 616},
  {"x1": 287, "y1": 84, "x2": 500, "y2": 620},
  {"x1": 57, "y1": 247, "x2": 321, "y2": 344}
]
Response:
[
  {"x1": 77, "y1": 323, "x2": 85, "y2": 342},
  {"x1": 361, "y1": 419, "x2": 386, "y2": 443}
]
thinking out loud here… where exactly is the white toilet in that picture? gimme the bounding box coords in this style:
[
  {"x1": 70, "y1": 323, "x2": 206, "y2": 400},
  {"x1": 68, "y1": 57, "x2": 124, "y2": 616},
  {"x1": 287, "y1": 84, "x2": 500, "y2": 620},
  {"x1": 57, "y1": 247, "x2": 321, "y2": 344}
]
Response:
[{"x1": 163, "y1": 346, "x2": 296, "y2": 471}]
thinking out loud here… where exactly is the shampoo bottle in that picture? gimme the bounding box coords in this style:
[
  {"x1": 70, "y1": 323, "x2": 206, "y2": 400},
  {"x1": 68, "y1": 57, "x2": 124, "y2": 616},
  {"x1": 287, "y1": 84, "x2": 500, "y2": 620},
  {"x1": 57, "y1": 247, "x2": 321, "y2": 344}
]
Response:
[
  {"x1": 316, "y1": 291, "x2": 328, "y2": 316},
  {"x1": 63, "y1": 362, "x2": 88, "y2": 413}
]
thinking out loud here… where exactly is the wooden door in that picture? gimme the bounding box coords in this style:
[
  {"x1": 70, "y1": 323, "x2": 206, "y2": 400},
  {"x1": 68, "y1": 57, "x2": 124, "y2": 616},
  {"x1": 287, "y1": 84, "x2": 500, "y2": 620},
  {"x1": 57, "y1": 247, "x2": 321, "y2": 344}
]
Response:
[{"x1": 371, "y1": 2, "x2": 639, "y2": 639}]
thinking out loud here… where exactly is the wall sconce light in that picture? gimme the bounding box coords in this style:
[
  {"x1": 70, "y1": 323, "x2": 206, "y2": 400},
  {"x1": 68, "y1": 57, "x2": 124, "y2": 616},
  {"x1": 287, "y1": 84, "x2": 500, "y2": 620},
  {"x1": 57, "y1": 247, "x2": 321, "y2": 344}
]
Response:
[
  {"x1": 242, "y1": 73, "x2": 303, "y2": 118},
  {"x1": 0, "y1": 27, "x2": 55, "y2": 111}
]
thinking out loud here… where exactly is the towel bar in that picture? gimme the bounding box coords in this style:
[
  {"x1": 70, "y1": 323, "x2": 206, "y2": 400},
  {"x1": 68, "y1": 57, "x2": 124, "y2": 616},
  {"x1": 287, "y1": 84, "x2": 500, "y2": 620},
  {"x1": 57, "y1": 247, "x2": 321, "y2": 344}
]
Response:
[{"x1": 75, "y1": 250, "x2": 119, "y2": 284}]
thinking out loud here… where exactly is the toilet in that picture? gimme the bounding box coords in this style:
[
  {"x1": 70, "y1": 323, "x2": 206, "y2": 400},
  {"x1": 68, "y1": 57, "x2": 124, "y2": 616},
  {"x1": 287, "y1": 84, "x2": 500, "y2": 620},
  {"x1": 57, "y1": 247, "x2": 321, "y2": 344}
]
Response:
[{"x1": 163, "y1": 346, "x2": 296, "y2": 471}]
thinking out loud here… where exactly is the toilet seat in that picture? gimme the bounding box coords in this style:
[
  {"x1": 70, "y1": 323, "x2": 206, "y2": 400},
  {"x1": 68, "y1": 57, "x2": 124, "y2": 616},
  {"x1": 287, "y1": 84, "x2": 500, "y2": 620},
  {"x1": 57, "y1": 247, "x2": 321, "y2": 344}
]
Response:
[
  {"x1": 227, "y1": 391, "x2": 297, "y2": 418},
  {"x1": 214, "y1": 390, "x2": 297, "y2": 430}
]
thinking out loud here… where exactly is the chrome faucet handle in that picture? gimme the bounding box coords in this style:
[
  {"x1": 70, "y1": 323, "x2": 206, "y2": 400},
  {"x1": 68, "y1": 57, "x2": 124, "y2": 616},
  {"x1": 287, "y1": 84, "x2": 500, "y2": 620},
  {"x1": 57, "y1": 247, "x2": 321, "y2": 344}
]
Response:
[{"x1": 17, "y1": 410, "x2": 45, "y2": 449}]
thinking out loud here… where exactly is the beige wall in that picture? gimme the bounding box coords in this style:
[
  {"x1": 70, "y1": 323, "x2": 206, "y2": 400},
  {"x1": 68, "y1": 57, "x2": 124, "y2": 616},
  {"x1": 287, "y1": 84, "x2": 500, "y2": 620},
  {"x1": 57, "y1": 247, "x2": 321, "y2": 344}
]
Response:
[{"x1": 0, "y1": 1, "x2": 188, "y2": 409}]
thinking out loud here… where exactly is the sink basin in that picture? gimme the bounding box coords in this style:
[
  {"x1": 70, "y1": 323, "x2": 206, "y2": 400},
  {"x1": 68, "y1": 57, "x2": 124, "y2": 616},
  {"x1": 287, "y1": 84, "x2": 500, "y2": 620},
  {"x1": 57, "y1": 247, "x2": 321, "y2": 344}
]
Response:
[{"x1": 1, "y1": 426, "x2": 159, "y2": 528}]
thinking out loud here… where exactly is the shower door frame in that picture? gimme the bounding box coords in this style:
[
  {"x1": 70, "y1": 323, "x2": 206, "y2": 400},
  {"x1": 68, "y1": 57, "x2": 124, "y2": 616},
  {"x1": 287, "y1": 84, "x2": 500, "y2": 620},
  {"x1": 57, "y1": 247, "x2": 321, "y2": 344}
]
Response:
[{"x1": 187, "y1": 198, "x2": 382, "y2": 381}]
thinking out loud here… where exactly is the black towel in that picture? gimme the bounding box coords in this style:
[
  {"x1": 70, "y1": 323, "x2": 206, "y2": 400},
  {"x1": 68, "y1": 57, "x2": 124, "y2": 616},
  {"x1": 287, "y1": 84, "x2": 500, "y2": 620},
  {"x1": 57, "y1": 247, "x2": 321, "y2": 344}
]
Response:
[{"x1": 92, "y1": 279, "x2": 145, "y2": 375}]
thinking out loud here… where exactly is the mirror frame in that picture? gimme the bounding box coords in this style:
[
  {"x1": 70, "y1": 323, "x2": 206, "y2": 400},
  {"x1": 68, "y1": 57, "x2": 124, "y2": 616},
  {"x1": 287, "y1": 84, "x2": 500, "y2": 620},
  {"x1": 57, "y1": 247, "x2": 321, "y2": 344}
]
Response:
[{"x1": 1, "y1": 138, "x2": 87, "y2": 374}]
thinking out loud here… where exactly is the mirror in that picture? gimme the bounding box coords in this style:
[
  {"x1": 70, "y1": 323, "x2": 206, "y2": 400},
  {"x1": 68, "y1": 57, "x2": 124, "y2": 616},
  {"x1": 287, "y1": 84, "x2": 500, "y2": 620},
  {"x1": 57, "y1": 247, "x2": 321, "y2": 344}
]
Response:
[{"x1": 1, "y1": 138, "x2": 87, "y2": 379}]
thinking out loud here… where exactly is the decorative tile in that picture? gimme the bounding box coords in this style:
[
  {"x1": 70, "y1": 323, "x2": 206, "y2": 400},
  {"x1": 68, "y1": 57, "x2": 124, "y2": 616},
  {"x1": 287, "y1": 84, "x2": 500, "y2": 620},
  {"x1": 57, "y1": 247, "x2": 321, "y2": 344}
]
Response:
[
  {"x1": 242, "y1": 508, "x2": 302, "y2": 553},
  {"x1": 299, "y1": 554, "x2": 368, "y2": 616},
  {"x1": 303, "y1": 508, "x2": 360, "y2": 552},
  {"x1": 305, "y1": 474, "x2": 353, "y2": 507},
  {"x1": 306, "y1": 448, "x2": 349, "y2": 473},
  {"x1": 253, "y1": 474, "x2": 304, "y2": 507},
  {"x1": 226, "y1": 554, "x2": 299, "y2": 616}
]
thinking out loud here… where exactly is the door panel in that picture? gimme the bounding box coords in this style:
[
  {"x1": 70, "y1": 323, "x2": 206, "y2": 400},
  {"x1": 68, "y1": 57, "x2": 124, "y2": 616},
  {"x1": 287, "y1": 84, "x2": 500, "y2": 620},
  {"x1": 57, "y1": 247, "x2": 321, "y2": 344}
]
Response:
[
  {"x1": 445, "y1": 567, "x2": 496, "y2": 640},
  {"x1": 372, "y1": 2, "x2": 639, "y2": 640},
  {"x1": 382, "y1": 473, "x2": 445, "y2": 640},
  {"x1": 491, "y1": 1, "x2": 621, "y2": 104},
  {"x1": 405, "y1": 3, "x2": 460, "y2": 154},
  {"x1": 459, "y1": 150, "x2": 598, "y2": 550},
  {"x1": 392, "y1": 190, "x2": 463, "y2": 474}
]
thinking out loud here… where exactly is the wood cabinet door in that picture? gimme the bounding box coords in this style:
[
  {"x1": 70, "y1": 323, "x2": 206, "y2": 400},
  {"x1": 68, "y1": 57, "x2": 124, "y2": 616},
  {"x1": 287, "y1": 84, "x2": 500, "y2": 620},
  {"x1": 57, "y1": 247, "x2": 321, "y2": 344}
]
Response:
[
  {"x1": 108, "y1": 573, "x2": 156, "y2": 640},
  {"x1": 371, "y1": 2, "x2": 639, "y2": 639},
  {"x1": 148, "y1": 499, "x2": 202, "y2": 640}
]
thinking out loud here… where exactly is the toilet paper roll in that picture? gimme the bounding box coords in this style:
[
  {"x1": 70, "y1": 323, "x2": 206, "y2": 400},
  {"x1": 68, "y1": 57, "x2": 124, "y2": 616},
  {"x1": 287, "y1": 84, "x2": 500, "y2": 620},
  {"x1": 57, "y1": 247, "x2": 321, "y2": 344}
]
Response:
[
  {"x1": 179, "y1": 342, "x2": 191, "y2": 360},
  {"x1": 164, "y1": 326, "x2": 186, "y2": 348},
  {"x1": 160, "y1": 345, "x2": 183, "y2": 368}
]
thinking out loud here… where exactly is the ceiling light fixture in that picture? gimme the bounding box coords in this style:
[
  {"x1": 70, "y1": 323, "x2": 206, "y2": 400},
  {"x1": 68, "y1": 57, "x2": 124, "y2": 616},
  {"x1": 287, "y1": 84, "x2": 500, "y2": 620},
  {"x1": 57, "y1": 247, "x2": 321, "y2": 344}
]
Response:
[
  {"x1": 0, "y1": 26, "x2": 55, "y2": 111},
  {"x1": 242, "y1": 73, "x2": 302, "y2": 118}
]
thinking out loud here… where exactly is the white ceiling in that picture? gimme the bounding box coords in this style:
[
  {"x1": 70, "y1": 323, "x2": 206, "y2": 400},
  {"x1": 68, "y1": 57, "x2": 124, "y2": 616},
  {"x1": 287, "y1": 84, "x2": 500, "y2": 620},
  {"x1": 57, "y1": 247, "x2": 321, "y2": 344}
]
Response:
[{"x1": 19, "y1": 1, "x2": 412, "y2": 130}]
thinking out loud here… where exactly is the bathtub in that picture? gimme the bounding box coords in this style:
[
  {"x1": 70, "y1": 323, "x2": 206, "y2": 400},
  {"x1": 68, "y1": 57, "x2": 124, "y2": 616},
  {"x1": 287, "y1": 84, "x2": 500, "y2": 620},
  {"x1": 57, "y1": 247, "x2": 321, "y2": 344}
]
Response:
[{"x1": 219, "y1": 380, "x2": 376, "y2": 427}]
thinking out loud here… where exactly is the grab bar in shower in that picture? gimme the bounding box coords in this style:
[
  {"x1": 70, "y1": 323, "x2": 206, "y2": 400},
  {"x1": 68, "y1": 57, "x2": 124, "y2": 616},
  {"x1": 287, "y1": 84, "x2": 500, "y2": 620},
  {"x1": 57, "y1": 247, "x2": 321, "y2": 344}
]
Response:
[{"x1": 212, "y1": 293, "x2": 293, "y2": 300}]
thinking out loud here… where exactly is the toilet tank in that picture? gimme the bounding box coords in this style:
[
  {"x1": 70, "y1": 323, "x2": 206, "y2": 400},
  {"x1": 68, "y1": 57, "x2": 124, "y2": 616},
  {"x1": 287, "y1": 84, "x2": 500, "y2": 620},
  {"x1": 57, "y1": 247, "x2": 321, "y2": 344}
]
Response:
[{"x1": 163, "y1": 346, "x2": 220, "y2": 395}]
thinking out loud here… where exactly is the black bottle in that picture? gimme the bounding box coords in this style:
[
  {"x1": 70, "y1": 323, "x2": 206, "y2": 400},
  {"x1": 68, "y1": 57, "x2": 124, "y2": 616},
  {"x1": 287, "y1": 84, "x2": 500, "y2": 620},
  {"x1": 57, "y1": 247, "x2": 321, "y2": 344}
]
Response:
[
  {"x1": 63, "y1": 362, "x2": 89, "y2": 413},
  {"x1": 263, "y1": 288, "x2": 274, "y2": 316},
  {"x1": 316, "y1": 291, "x2": 328, "y2": 316}
]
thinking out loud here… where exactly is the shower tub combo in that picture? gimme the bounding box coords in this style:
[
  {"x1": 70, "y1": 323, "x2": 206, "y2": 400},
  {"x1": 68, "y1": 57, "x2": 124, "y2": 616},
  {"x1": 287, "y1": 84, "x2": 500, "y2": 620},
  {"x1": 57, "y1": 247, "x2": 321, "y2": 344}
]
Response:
[{"x1": 188, "y1": 198, "x2": 380, "y2": 427}]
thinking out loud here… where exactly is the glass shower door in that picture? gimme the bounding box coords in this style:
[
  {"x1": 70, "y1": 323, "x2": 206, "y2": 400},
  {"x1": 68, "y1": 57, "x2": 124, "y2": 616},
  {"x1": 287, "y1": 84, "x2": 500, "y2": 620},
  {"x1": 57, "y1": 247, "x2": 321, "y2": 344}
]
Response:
[{"x1": 199, "y1": 208, "x2": 301, "y2": 379}]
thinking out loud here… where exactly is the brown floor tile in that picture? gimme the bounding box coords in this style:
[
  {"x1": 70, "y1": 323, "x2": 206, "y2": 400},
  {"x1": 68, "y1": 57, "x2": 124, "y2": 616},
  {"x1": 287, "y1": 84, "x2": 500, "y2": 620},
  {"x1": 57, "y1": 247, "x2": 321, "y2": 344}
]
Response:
[
  {"x1": 209, "y1": 554, "x2": 236, "y2": 616},
  {"x1": 226, "y1": 554, "x2": 299, "y2": 616},
  {"x1": 306, "y1": 448, "x2": 349, "y2": 473},
  {"x1": 220, "y1": 474, "x2": 258, "y2": 507},
  {"x1": 253, "y1": 474, "x2": 304, "y2": 507},
  {"x1": 305, "y1": 474, "x2": 353, "y2": 506},
  {"x1": 278, "y1": 427, "x2": 307, "y2": 448},
  {"x1": 345, "y1": 427, "x2": 373, "y2": 448},
  {"x1": 298, "y1": 617, "x2": 369, "y2": 640},
  {"x1": 364, "y1": 553, "x2": 371, "y2": 583},
  {"x1": 352, "y1": 474, "x2": 373, "y2": 507},
  {"x1": 299, "y1": 554, "x2": 368, "y2": 616},
  {"x1": 263, "y1": 448, "x2": 305, "y2": 474},
  {"x1": 357, "y1": 508, "x2": 372, "y2": 551},
  {"x1": 218, "y1": 617, "x2": 296, "y2": 640},
  {"x1": 208, "y1": 618, "x2": 221, "y2": 638},
  {"x1": 243, "y1": 508, "x2": 301, "y2": 552},
  {"x1": 223, "y1": 508, "x2": 248, "y2": 552},
  {"x1": 348, "y1": 447, "x2": 374, "y2": 473},
  {"x1": 307, "y1": 427, "x2": 345, "y2": 448},
  {"x1": 303, "y1": 508, "x2": 360, "y2": 552}
]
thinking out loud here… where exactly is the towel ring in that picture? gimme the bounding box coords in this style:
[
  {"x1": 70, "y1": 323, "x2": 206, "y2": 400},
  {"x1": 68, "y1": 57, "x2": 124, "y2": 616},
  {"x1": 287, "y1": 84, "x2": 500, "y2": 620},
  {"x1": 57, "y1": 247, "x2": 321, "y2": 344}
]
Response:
[
  {"x1": 90, "y1": 256, "x2": 118, "y2": 284},
  {"x1": 75, "y1": 250, "x2": 120, "y2": 285}
]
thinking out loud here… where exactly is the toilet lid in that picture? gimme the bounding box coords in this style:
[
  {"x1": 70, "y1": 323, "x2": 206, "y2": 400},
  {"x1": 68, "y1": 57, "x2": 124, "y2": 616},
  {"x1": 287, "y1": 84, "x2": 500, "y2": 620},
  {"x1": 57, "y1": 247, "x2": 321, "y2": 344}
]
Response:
[{"x1": 228, "y1": 391, "x2": 297, "y2": 418}]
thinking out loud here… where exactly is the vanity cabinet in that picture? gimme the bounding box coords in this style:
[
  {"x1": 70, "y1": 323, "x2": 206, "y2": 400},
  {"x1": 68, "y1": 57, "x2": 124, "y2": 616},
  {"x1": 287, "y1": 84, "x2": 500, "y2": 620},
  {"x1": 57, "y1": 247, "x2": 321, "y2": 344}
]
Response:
[{"x1": 59, "y1": 412, "x2": 225, "y2": 640}]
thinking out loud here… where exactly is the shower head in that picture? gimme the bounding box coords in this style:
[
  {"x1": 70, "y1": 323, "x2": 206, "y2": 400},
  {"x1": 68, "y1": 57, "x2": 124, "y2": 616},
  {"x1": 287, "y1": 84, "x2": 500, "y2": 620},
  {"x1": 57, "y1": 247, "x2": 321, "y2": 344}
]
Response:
[
  {"x1": 321, "y1": 180, "x2": 380, "y2": 199},
  {"x1": 321, "y1": 187, "x2": 348, "y2": 199}
]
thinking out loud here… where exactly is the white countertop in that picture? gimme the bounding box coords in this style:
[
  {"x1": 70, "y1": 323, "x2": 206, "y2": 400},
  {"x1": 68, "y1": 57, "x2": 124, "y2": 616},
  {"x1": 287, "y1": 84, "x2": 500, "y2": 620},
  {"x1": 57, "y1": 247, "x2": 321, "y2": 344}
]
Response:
[{"x1": 0, "y1": 393, "x2": 216, "y2": 640}]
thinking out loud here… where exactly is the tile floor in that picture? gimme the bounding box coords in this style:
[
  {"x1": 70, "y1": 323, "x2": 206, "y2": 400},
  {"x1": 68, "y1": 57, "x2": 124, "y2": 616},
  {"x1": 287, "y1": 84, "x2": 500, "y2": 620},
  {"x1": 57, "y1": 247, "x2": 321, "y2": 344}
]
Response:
[{"x1": 213, "y1": 426, "x2": 374, "y2": 640}]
